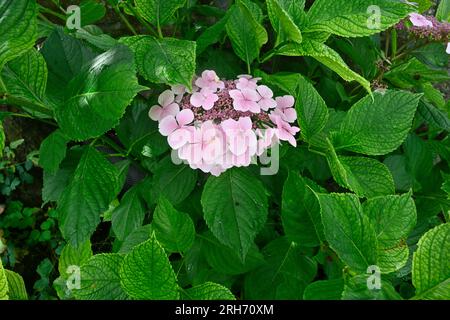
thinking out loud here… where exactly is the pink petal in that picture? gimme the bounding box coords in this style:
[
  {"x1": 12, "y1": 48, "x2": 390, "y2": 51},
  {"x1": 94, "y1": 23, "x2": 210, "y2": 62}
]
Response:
[
  {"x1": 276, "y1": 95, "x2": 295, "y2": 109},
  {"x1": 241, "y1": 88, "x2": 260, "y2": 101},
  {"x1": 257, "y1": 85, "x2": 273, "y2": 99},
  {"x1": 176, "y1": 109, "x2": 194, "y2": 126},
  {"x1": 258, "y1": 98, "x2": 277, "y2": 111},
  {"x1": 159, "y1": 116, "x2": 178, "y2": 136},
  {"x1": 158, "y1": 90, "x2": 174, "y2": 107},
  {"x1": 221, "y1": 119, "x2": 239, "y2": 131},
  {"x1": 168, "y1": 128, "x2": 190, "y2": 149},
  {"x1": 190, "y1": 92, "x2": 204, "y2": 107},
  {"x1": 238, "y1": 117, "x2": 252, "y2": 130},
  {"x1": 148, "y1": 105, "x2": 162, "y2": 121},
  {"x1": 164, "y1": 103, "x2": 180, "y2": 118},
  {"x1": 229, "y1": 89, "x2": 243, "y2": 100},
  {"x1": 283, "y1": 108, "x2": 297, "y2": 123},
  {"x1": 409, "y1": 13, "x2": 433, "y2": 27}
]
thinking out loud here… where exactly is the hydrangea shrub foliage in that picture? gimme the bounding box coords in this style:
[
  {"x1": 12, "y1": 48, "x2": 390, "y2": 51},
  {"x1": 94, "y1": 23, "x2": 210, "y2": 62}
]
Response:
[{"x1": 0, "y1": 0, "x2": 449, "y2": 300}]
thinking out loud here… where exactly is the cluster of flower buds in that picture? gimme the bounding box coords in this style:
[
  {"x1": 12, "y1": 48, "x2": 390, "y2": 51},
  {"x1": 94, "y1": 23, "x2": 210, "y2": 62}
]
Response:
[
  {"x1": 148, "y1": 70, "x2": 299, "y2": 176},
  {"x1": 396, "y1": 13, "x2": 450, "y2": 53}
]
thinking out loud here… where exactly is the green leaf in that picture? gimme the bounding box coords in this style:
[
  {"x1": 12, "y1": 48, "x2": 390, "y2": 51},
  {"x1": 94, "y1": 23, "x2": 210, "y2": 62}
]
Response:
[
  {"x1": 120, "y1": 235, "x2": 180, "y2": 300},
  {"x1": 41, "y1": 28, "x2": 97, "y2": 105},
  {"x1": 342, "y1": 275, "x2": 402, "y2": 300},
  {"x1": 303, "y1": 279, "x2": 344, "y2": 300},
  {"x1": 244, "y1": 238, "x2": 317, "y2": 299},
  {"x1": 196, "y1": 14, "x2": 229, "y2": 55},
  {"x1": 112, "y1": 185, "x2": 146, "y2": 241},
  {"x1": 55, "y1": 44, "x2": 143, "y2": 140},
  {"x1": 39, "y1": 130, "x2": 68, "y2": 175},
  {"x1": 152, "y1": 197, "x2": 195, "y2": 252},
  {"x1": 276, "y1": 40, "x2": 371, "y2": 94},
  {"x1": 306, "y1": 0, "x2": 414, "y2": 37},
  {"x1": 0, "y1": 122, "x2": 5, "y2": 157},
  {"x1": 282, "y1": 171, "x2": 325, "y2": 247},
  {"x1": 418, "y1": 99, "x2": 450, "y2": 132},
  {"x1": 225, "y1": 2, "x2": 268, "y2": 67},
  {"x1": 201, "y1": 232, "x2": 264, "y2": 275},
  {"x1": 201, "y1": 168, "x2": 268, "y2": 261},
  {"x1": 151, "y1": 158, "x2": 198, "y2": 205},
  {"x1": 183, "y1": 282, "x2": 235, "y2": 300},
  {"x1": 0, "y1": 259, "x2": 8, "y2": 300},
  {"x1": 121, "y1": 36, "x2": 196, "y2": 89},
  {"x1": 134, "y1": 0, "x2": 186, "y2": 26},
  {"x1": 318, "y1": 193, "x2": 378, "y2": 273},
  {"x1": 58, "y1": 147, "x2": 120, "y2": 247},
  {"x1": 118, "y1": 224, "x2": 152, "y2": 254},
  {"x1": 364, "y1": 193, "x2": 416, "y2": 273},
  {"x1": 4, "y1": 270, "x2": 27, "y2": 300},
  {"x1": 333, "y1": 90, "x2": 421, "y2": 155},
  {"x1": 1, "y1": 48, "x2": 49, "y2": 116},
  {"x1": 153, "y1": 196, "x2": 195, "y2": 253},
  {"x1": 437, "y1": 0, "x2": 450, "y2": 21},
  {"x1": 58, "y1": 240, "x2": 93, "y2": 279},
  {"x1": 78, "y1": 0, "x2": 106, "y2": 26},
  {"x1": 266, "y1": 0, "x2": 302, "y2": 45},
  {"x1": 74, "y1": 254, "x2": 129, "y2": 300},
  {"x1": 327, "y1": 154, "x2": 395, "y2": 198},
  {"x1": 0, "y1": 0, "x2": 37, "y2": 70},
  {"x1": 412, "y1": 223, "x2": 450, "y2": 300}
]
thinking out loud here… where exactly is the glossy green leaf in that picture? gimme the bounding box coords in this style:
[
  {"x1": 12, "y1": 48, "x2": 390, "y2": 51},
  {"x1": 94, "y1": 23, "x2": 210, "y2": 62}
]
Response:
[
  {"x1": 0, "y1": 259, "x2": 8, "y2": 300},
  {"x1": 121, "y1": 36, "x2": 196, "y2": 89},
  {"x1": 201, "y1": 168, "x2": 268, "y2": 261},
  {"x1": 135, "y1": 0, "x2": 186, "y2": 26},
  {"x1": 183, "y1": 282, "x2": 235, "y2": 300},
  {"x1": 58, "y1": 240, "x2": 93, "y2": 279},
  {"x1": 58, "y1": 147, "x2": 120, "y2": 247},
  {"x1": 153, "y1": 196, "x2": 195, "y2": 253},
  {"x1": 303, "y1": 279, "x2": 344, "y2": 300},
  {"x1": 39, "y1": 130, "x2": 68, "y2": 175},
  {"x1": 4, "y1": 270, "x2": 27, "y2": 300},
  {"x1": 267, "y1": 0, "x2": 302, "y2": 45}
]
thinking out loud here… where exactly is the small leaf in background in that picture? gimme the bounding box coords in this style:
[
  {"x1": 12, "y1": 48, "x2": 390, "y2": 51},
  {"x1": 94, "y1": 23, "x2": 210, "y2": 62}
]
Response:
[
  {"x1": 201, "y1": 168, "x2": 268, "y2": 262},
  {"x1": 74, "y1": 254, "x2": 129, "y2": 300},
  {"x1": 120, "y1": 235, "x2": 180, "y2": 300},
  {"x1": 78, "y1": 0, "x2": 106, "y2": 26},
  {"x1": 112, "y1": 184, "x2": 146, "y2": 241},
  {"x1": 282, "y1": 172, "x2": 325, "y2": 247},
  {"x1": 39, "y1": 130, "x2": 68, "y2": 175},
  {"x1": 244, "y1": 237, "x2": 317, "y2": 299},
  {"x1": 412, "y1": 223, "x2": 450, "y2": 300},
  {"x1": 153, "y1": 196, "x2": 195, "y2": 253},
  {"x1": 121, "y1": 36, "x2": 196, "y2": 89}
]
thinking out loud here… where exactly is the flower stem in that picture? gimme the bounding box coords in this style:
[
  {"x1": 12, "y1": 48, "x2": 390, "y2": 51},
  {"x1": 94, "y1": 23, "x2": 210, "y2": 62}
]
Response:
[{"x1": 113, "y1": 5, "x2": 138, "y2": 36}]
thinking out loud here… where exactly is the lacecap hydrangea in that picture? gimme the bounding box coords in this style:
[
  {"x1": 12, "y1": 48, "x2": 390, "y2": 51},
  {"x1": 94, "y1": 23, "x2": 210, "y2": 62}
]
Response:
[{"x1": 149, "y1": 70, "x2": 299, "y2": 176}]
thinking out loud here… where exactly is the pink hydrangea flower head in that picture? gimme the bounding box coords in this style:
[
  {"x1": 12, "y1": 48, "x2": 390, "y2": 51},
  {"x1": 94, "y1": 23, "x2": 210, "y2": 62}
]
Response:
[
  {"x1": 148, "y1": 90, "x2": 180, "y2": 121},
  {"x1": 229, "y1": 88, "x2": 260, "y2": 113},
  {"x1": 257, "y1": 85, "x2": 277, "y2": 111},
  {"x1": 190, "y1": 88, "x2": 219, "y2": 110},
  {"x1": 195, "y1": 70, "x2": 225, "y2": 91},
  {"x1": 149, "y1": 70, "x2": 300, "y2": 176},
  {"x1": 409, "y1": 13, "x2": 433, "y2": 27}
]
